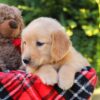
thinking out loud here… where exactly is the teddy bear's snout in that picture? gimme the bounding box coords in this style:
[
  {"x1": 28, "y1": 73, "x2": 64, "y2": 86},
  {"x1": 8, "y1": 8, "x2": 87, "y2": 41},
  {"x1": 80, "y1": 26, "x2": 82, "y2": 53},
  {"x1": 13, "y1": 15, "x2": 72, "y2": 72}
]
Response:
[{"x1": 9, "y1": 20, "x2": 18, "y2": 29}]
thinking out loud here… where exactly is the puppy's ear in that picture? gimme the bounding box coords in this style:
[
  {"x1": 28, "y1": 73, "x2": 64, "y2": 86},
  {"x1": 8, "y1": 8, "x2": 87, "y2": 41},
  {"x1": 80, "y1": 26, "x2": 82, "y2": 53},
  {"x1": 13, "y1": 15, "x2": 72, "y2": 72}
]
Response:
[
  {"x1": 21, "y1": 41, "x2": 24, "y2": 53},
  {"x1": 51, "y1": 30, "x2": 71, "y2": 61}
]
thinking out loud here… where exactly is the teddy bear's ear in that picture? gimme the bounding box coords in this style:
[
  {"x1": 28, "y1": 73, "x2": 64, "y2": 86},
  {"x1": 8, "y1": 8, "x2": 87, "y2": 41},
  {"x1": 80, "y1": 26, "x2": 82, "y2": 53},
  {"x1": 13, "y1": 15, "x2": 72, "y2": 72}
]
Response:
[
  {"x1": 9, "y1": 20, "x2": 18, "y2": 29},
  {"x1": 51, "y1": 30, "x2": 72, "y2": 62},
  {"x1": 11, "y1": 6, "x2": 22, "y2": 15}
]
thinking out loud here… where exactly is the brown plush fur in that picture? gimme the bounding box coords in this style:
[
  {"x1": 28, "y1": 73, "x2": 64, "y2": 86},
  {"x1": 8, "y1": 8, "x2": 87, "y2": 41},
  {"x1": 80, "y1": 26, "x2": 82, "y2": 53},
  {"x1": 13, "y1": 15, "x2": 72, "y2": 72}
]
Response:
[
  {"x1": 21, "y1": 17, "x2": 90, "y2": 90},
  {"x1": 0, "y1": 4, "x2": 24, "y2": 71}
]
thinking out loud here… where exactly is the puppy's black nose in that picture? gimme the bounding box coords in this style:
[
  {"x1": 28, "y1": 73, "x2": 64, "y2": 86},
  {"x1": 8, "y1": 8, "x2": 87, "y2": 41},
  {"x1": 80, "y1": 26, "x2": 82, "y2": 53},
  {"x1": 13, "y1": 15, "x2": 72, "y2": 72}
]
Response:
[{"x1": 23, "y1": 59, "x2": 30, "y2": 64}]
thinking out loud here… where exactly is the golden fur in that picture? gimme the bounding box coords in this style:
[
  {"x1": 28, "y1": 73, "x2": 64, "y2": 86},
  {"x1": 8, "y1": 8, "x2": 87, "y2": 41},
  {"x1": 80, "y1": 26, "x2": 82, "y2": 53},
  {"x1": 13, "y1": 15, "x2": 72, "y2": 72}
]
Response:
[{"x1": 21, "y1": 17, "x2": 90, "y2": 90}]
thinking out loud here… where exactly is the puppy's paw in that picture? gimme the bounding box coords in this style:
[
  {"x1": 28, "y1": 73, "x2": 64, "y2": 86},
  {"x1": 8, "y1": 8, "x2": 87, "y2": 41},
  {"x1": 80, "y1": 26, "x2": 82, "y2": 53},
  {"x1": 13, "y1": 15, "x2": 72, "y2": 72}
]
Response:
[
  {"x1": 36, "y1": 65, "x2": 58, "y2": 85},
  {"x1": 58, "y1": 74, "x2": 74, "y2": 90},
  {"x1": 39, "y1": 71, "x2": 57, "y2": 85},
  {"x1": 58, "y1": 65, "x2": 75, "y2": 90}
]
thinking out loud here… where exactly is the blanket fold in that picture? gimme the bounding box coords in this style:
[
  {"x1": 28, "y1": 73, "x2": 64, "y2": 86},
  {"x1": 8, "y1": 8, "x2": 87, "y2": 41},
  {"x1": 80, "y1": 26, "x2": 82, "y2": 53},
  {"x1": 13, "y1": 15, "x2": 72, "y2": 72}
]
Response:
[{"x1": 0, "y1": 66, "x2": 97, "y2": 100}]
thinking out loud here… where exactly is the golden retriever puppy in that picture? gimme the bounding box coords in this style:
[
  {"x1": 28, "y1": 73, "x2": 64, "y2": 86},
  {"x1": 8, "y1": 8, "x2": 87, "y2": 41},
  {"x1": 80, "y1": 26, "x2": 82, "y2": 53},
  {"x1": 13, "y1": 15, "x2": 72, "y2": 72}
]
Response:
[{"x1": 21, "y1": 17, "x2": 90, "y2": 90}]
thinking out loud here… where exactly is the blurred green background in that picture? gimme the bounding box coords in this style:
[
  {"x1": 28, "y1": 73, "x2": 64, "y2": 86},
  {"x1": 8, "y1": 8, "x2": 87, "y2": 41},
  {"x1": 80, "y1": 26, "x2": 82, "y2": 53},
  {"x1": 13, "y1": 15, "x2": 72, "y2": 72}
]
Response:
[{"x1": 0, "y1": 0, "x2": 100, "y2": 86}]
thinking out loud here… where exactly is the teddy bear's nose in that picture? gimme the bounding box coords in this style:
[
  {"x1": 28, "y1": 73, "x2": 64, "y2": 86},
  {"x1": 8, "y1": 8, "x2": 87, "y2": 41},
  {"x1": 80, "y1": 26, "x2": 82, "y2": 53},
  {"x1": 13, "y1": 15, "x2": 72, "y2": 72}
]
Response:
[{"x1": 9, "y1": 20, "x2": 18, "y2": 29}]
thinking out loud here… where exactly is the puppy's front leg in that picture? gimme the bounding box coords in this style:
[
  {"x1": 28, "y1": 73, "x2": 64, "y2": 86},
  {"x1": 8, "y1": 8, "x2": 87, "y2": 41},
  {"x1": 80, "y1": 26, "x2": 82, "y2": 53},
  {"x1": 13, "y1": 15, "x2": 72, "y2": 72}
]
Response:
[
  {"x1": 58, "y1": 64, "x2": 76, "y2": 90},
  {"x1": 36, "y1": 65, "x2": 58, "y2": 85}
]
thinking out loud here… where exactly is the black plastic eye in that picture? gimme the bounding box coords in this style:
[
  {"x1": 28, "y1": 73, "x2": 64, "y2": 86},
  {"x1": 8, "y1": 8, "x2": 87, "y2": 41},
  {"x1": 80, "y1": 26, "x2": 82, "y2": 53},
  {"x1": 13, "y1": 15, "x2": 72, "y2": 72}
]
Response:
[{"x1": 36, "y1": 41, "x2": 45, "y2": 46}]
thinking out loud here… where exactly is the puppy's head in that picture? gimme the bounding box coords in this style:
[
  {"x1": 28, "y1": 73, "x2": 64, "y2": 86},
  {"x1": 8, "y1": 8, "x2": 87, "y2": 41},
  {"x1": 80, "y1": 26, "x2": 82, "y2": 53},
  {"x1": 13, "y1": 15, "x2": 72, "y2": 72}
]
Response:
[{"x1": 21, "y1": 17, "x2": 71, "y2": 70}]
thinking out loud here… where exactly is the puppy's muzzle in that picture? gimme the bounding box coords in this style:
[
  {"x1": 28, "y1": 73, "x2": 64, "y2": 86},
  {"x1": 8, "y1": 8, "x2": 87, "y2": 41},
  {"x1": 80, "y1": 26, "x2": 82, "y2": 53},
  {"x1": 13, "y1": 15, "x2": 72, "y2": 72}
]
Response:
[{"x1": 23, "y1": 58, "x2": 30, "y2": 65}]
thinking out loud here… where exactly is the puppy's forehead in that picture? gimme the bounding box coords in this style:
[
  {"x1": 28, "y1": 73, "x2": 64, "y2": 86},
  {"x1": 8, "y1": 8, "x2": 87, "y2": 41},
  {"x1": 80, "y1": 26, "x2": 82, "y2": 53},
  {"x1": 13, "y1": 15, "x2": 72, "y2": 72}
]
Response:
[
  {"x1": 22, "y1": 27, "x2": 51, "y2": 39},
  {"x1": 22, "y1": 17, "x2": 65, "y2": 39},
  {"x1": 22, "y1": 26, "x2": 51, "y2": 41}
]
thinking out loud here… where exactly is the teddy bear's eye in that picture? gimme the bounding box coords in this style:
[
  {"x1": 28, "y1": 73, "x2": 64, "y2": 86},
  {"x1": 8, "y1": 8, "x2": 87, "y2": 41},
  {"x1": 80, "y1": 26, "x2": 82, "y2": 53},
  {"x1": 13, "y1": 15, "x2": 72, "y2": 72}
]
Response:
[{"x1": 36, "y1": 41, "x2": 45, "y2": 46}]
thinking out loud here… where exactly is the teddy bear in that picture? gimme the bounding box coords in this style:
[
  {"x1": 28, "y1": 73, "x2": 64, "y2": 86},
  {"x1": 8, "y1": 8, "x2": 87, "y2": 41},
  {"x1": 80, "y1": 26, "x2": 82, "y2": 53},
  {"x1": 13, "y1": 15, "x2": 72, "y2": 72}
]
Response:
[{"x1": 0, "y1": 3, "x2": 24, "y2": 72}]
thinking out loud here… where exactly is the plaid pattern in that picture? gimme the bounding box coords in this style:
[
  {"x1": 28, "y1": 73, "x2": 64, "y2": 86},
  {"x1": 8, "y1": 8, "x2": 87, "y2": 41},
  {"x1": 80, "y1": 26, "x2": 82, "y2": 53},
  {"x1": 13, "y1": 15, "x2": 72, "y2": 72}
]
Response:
[
  {"x1": 0, "y1": 66, "x2": 97, "y2": 100},
  {"x1": 54, "y1": 66, "x2": 97, "y2": 100}
]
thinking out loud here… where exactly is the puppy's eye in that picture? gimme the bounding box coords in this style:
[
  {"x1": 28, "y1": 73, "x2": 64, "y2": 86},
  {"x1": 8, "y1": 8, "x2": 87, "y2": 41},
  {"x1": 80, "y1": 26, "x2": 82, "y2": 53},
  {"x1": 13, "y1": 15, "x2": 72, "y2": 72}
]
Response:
[{"x1": 36, "y1": 41, "x2": 45, "y2": 46}]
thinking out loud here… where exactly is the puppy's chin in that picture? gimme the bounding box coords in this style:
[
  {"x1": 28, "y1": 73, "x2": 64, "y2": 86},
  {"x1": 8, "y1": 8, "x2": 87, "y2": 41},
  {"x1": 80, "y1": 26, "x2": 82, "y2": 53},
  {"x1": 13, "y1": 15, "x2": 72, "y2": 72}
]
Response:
[
  {"x1": 25, "y1": 64, "x2": 38, "y2": 68},
  {"x1": 26, "y1": 66, "x2": 37, "y2": 73},
  {"x1": 24, "y1": 64, "x2": 39, "y2": 73},
  {"x1": 22, "y1": 61, "x2": 39, "y2": 68}
]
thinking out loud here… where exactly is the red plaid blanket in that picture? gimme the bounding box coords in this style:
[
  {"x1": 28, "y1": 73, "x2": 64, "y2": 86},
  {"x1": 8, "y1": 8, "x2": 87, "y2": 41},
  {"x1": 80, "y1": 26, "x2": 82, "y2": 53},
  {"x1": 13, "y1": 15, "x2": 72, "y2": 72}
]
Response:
[{"x1": 0, "y1": 66, "x2": 97, "y2": 100}]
